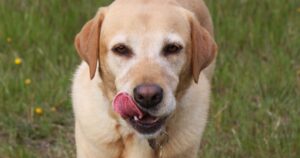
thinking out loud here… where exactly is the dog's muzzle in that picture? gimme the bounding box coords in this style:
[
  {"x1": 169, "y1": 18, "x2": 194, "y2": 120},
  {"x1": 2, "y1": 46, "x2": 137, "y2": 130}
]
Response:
[{"x1": 112, "y1": 86, "x2": 167, "y2": 134}]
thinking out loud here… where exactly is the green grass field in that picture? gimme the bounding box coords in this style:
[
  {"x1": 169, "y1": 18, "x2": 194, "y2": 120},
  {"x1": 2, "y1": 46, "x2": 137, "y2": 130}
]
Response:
[{"x1": 0, "y1": 0, "x2": 299, "y2": 157}]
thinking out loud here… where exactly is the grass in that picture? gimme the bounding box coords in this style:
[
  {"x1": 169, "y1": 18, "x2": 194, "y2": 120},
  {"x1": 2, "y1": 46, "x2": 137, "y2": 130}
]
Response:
[{"x1": 0, "y1": 0, "x2": 299, "y2": 157}]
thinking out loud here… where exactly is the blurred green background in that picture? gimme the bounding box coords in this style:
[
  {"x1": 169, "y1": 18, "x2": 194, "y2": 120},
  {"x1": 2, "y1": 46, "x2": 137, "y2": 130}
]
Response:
[{"x1": 0, "y1": 0, "x2": 299, "y2": 157}]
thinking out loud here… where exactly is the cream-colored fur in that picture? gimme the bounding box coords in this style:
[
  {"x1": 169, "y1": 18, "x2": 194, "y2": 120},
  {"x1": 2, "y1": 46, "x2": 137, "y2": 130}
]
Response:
[
  {"x1": 72, "y1": 0, "x2": 216, "y2": 157},
  {"x1": 72, "y1": 63, "x2": 210, "y2": 158}
]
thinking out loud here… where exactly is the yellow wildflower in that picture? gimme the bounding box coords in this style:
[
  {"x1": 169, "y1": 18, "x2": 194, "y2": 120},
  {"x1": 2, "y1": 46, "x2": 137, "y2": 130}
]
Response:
[
  {"x1": 14, "y1": 57, "x2": 22, "y2": 65},
  {"x1": 25, "y1": 79, "x2": 31, "y2": 85},
  {"x1": 34, "y1": 107, "x2": 43, "y2": 115},
  {"x1": 297, "y1": 8, "x2": 300, "y2": 13},
  {"x1": 6, "y1": 37, "x2": 12, "y2": 43},
  {"x1": 51, "y1": 107, "x2": 57, "y2": 112}
]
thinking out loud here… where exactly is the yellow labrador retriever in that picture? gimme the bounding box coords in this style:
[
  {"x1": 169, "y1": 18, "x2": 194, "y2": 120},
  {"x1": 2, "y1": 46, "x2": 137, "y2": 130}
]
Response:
[{"x1": 72, "y1": 0, "x2": 217, "y2": 157}]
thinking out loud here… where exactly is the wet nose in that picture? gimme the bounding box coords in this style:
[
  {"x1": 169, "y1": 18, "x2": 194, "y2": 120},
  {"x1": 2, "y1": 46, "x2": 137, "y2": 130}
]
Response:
[{"x1": 133, "y1": 84, "x2": 163, "y2": 109}]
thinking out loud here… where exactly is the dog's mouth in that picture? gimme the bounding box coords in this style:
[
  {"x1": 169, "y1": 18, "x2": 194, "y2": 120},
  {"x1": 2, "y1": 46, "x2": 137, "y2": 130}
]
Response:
[
  {"x1": 113, "y1": 92, "x2": 167, "y2": 134},
  {"x1": 128, "y1": 113, "x2": 167, "y2": 134}
]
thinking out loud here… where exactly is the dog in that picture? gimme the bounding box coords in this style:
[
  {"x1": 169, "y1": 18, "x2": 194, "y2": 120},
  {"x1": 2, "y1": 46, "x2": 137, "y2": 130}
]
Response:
[{"x1": 72, "y1": 0, "x2": 217, "y2": 157}]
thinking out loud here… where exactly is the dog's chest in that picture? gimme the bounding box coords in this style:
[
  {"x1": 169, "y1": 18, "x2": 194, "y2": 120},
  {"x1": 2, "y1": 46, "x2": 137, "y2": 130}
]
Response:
[{"x1": 105, "y1": 124, "x2": 154, "y2": 158}]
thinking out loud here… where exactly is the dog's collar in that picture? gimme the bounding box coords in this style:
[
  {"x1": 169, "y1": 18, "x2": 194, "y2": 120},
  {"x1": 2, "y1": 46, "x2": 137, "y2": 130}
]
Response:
[{"x1": 148, "y1": 130, "x2": 169, "y2": 157}]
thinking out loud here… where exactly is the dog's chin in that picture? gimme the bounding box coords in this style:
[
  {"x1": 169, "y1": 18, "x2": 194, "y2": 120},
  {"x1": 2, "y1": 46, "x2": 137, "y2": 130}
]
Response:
[{"x1": 141, "y1": 127, "x2": 164, "y2": 139}]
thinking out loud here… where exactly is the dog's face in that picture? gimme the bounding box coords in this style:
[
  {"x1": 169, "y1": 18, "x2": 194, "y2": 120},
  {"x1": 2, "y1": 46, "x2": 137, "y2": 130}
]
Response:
[{"x1": 75, "y1": 1, "x2": 216, "y2": 138}]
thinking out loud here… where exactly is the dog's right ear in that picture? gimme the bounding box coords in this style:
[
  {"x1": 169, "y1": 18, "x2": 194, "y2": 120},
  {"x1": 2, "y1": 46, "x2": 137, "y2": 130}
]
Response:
[{"x1": 74, "y1": 8, "x2": 107, "y2": 79}]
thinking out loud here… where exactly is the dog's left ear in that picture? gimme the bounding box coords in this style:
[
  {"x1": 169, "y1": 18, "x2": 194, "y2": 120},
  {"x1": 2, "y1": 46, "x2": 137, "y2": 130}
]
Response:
[
  {"x1": 189, "y1": 15, "x2": 217, "y2": 83},
  {"x1": 74, "y1": 8, "x2": 107, "y2": 79}
]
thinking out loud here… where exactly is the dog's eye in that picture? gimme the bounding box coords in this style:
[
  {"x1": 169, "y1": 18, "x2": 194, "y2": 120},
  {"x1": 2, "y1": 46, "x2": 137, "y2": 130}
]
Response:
[
  {"x1": 163, "y1": 43, "x2": 183, "y2": 56},
  {"x1": 112, "y1": 44, "x2": 132, "y2": 57}
]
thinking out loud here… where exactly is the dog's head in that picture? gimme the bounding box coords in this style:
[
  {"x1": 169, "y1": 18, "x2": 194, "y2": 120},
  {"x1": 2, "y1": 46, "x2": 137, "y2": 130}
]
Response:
[{"x1": 74, "y1": 0, "x2": 217, "y2": 138}]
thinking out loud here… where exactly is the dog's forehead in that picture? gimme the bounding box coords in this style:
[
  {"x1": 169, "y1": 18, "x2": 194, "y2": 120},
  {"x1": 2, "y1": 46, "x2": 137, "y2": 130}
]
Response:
[{"x1": 101, "y1": 3, "x2": 190, "y2": 43}]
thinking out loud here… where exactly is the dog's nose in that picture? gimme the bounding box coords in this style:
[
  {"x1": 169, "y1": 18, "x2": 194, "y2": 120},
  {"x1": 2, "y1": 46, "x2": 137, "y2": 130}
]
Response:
[{"x1": 133, "y1": 84, "x2": 163, "y2": 109}]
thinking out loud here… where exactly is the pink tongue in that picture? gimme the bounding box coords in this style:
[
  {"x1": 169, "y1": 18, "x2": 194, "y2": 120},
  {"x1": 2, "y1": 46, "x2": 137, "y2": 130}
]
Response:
[{"x1": 112, "y1": 92, "x2": 144, "y2": 119}]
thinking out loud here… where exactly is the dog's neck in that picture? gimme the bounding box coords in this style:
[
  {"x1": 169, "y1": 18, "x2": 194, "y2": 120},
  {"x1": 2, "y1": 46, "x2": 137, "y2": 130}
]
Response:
[{"x1": 148, "y1": 130, "x2": 169, "y2": 157}]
